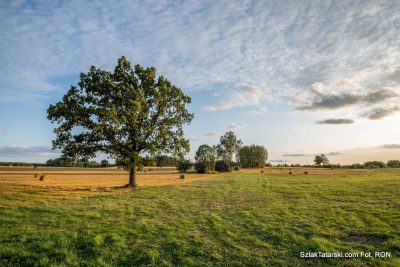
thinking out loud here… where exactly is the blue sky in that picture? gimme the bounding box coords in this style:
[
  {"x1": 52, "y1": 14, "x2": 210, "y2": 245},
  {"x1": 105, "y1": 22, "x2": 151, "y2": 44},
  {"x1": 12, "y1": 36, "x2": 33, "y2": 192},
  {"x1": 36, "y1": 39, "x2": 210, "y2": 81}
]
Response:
[{"x1": 0, "y1": 0, "x2": 400, "y2": 164}]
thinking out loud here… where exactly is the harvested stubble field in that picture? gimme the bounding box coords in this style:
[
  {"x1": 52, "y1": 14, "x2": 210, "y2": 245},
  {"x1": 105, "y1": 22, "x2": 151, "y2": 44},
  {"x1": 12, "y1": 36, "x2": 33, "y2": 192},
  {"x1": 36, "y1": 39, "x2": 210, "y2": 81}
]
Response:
[
  {"x1": 0, "y1": 167, "x2": 399, "y2": 266},
  {"x1": 0, "y1": 166, "x2": 217, "y2": 189}
]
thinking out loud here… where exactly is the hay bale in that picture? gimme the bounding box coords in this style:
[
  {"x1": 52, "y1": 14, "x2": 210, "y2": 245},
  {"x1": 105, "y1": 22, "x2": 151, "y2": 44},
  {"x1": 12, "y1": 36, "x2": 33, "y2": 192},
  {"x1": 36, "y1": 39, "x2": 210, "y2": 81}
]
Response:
[
  {"x1": 180, "y1": 174, "x2": 185, "y2": 179},
  {"x1": 39, "y1": 175, "x2": 49, "y2": 181}
]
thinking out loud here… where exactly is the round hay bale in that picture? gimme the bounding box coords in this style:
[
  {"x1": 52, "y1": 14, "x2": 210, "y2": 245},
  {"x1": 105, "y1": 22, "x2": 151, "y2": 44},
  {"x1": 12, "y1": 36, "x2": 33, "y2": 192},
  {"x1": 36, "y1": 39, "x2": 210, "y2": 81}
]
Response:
[{"x1": 39, "y1": 175, "x2": 49, "y2": 181}]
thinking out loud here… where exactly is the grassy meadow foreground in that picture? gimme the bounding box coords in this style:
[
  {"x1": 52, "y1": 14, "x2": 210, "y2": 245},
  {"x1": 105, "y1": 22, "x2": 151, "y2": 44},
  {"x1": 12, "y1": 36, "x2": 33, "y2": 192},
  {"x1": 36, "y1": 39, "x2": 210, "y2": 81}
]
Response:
[{"x1": 0, "y1": 167, "x2": 399, "y2": 266}]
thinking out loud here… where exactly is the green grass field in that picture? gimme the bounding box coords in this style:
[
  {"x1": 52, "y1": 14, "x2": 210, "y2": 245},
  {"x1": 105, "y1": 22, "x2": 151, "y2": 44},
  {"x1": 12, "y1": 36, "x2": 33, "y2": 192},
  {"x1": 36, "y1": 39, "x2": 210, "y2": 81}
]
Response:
[{"x1": 0, "y1": 170, "x2": 399, "y2": 266}]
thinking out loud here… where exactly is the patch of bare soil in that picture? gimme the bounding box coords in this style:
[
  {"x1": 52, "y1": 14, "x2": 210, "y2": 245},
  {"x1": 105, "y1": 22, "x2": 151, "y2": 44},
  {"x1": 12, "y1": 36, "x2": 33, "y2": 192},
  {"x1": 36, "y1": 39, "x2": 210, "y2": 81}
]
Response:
[{"x1": 347, "y1": 233, "x2": 389, "y2": 244}]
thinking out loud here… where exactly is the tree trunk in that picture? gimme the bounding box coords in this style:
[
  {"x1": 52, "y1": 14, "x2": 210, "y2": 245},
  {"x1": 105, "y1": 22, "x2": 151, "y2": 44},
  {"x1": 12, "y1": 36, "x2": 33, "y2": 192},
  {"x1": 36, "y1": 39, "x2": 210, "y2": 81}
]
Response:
[{"x1": 128, "y1": 156, "x2": 138, "y2": 187}]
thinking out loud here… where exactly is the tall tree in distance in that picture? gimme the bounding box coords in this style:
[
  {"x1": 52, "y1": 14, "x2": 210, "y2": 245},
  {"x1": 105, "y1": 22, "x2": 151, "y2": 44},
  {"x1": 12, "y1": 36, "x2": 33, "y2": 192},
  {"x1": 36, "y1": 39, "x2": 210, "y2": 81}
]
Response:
[
  {"x1": 238, "y1": 145, "x2": 268, "y2": 168},
  {"x1": 47, "y1": 56, "x2": 193, "y2": 187},
  {"x1": 314, "y1": 154, "x2": 329, "y2": 166},
  {"x1": 195, "y1": 144, "x2": 217, "y2": 173},
  {"x1": 216, "y1": 131, "x2": 242, "y2": 170}
]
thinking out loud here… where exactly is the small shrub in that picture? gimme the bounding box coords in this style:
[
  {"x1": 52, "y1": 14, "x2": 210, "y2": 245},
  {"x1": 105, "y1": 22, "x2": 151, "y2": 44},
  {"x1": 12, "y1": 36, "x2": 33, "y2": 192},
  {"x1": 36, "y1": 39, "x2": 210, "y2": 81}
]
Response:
[
  {"x1": 180, "y1": 174, "x2": 185, "y2": 179},
  {"x1": 289, "y1": 172, "x2": 292, "y2": 175},
  {"x1": 215, "y1": 161, "x2": 230, "y2": 172},
  {"x1": 176, "y1": 159, "x2": 193, "y2": 173},
  {"x1": 233, "y1": 166, "x2": 240, "y2": 171},
  {"x1": 195, "y1": 162, "x2": 209, "y2": 174},
  {"x1": 34, "y1": 173, "x2": 39, "y2": 178},
  {"x1": 304, "y1": 171, "x2": 308, "y2": 174},
  {"x1": 260, "y1": 170, "x2": 264, "y2": 173}
]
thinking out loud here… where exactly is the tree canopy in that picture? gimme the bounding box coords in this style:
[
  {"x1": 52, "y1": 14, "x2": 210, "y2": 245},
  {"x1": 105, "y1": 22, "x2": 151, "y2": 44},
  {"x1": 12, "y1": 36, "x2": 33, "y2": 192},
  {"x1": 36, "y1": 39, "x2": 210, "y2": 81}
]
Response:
[
  {"x1": 47, "y1": 56, "x2": 193, "y2": 187},
  {"x1": 386, "y1": 160, "x2": 400, "y2": 168},
  {"x1": 216, "y1": 131, "x2": 242, "y2": 170},
  {"x1": 314, "y1": 154, "x2": 329, "y2": 166},
  {"x1": 238, "y1": 145, "x2": 268, "y2": 168},
  {"x1": 195, "y1": 144, "x2": 217, "y2": 173}
]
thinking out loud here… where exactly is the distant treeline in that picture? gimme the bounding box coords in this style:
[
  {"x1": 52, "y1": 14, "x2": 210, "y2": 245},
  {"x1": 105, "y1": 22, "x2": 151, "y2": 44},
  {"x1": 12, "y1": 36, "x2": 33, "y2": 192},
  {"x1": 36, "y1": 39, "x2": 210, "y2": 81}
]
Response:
[
  {"x1": 276, "y1": 160, "x2": 400, "y2": 169},
  {"x1": 0, "y1": 159, "x2": 111, "y2": 167},
  {"x1": 0, "y1": 155, "x2": 178, "y2": 168},
  {"x1": 1, "y1": 158, "x2": 399, "y2": 170},
  {"x1": 0, "y1": 162, "x2": 41, "y2": 167},
  {"x1": 115, "y1": 155, "x2": 178, "y2": 171}
]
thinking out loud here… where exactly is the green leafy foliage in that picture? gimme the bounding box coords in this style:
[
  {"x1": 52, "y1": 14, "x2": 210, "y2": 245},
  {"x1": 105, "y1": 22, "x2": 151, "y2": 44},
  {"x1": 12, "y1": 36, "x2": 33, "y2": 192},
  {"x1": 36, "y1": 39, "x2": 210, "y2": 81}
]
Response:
[
  {"x1": 100, "y1": 160, "x2": 109, "y2": 167},
  {"x1": 194, "y1": 162, "x2": 208, "y2": 174},
  {"x1": 238, "y1": 144, "x2": 268, "y2": 168},
  {"x1": 216, "y1": 131, "x2": 242, "y2": 170},
  {"x1": 215, "y1": 160, "x2": 230, "y2": 172},
  {"x1": 47, "y1": 56, "x2": 193, "y2": 186},
  {"x1": 314, "y1": 154, "x2": 329, "y2": 166},
  {"x1": 155, "y1": 155, "x2": 177, "y2": 167},
  {"x1": 387, "y1": 160, "x2": 400, "y2": 168},
  {"x1": 364, "y1": 161, "x2": 386, "y2": 169},
  {"x1": 176, "y1": 159, "x2": 193, "y2": 173},
  {"x1": 194, "y1": 144, "x2": 216, "y2": 173}
]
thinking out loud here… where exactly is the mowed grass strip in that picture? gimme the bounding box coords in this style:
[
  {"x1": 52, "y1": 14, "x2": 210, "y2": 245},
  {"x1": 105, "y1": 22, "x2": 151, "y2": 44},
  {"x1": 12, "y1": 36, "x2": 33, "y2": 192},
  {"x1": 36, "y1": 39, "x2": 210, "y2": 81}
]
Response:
[{"x1": 0, "y1": 170, "x2": 399, "y2": 266}]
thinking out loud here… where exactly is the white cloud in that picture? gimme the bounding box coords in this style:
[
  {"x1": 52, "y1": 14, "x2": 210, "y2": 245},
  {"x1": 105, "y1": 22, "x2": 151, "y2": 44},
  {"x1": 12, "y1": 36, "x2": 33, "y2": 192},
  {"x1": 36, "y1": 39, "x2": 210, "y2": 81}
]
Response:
[
  {"x1": 294, "y1": 80, "x2": 400, "y2": 120},
  {"x1": 249, "y1": 106, "x2": 268, "y2": 115},
  {"x1": 204, "y1": 132, "x2": 222, "y2": 137},
  {"x1": 227, "y1": 122, "x2": 247, "y2": 131},
  {"x1": 0, "y1": 0, "x2": 399, "y2": 110},
  {"x1": 203, "y1": 85, "x2": 264, "y2": 111}
]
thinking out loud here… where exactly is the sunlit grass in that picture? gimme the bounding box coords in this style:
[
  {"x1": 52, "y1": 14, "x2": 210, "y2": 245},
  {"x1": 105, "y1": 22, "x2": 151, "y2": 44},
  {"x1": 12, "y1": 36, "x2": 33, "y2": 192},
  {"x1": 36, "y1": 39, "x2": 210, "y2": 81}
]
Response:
[{"x1": 0, "y1": 170, "x2": 399, "y2": 266}]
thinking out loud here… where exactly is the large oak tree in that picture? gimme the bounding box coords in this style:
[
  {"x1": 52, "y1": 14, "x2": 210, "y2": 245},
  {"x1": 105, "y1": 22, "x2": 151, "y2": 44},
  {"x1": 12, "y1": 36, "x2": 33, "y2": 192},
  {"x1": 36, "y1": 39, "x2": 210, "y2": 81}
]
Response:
[{"x1": 47, "y1": 56, "x2": 193, "y2": 187}]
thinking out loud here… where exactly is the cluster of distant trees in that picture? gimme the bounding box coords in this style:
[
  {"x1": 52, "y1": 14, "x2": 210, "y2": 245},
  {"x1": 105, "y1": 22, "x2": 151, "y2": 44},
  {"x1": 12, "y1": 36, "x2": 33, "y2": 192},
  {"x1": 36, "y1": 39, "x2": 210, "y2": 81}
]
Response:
[
  {"x1": 0, "y1": 154, "x2": 180, "y2": 169},
  {"x1": 176, "y1": 131, "x2": 268, "y2": 173},
  {"x1": 1, "y1": 153, "x2": 398, "y2": 171},
  {"x1": 45, "y1": 158, "x2": 111, "y2": 167},
  {"x1": 309, "y1": 154, "x2": 400, "y2": 169},
  {"x1": 348, "y1": 160, "x2": 400, "y2": 169},
  {"x1": 0, "y1": 162, "x2": 39, "y2": 167},
  {"x1": 115, "y1": 155, "x2": 178, "y2": 171}
]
